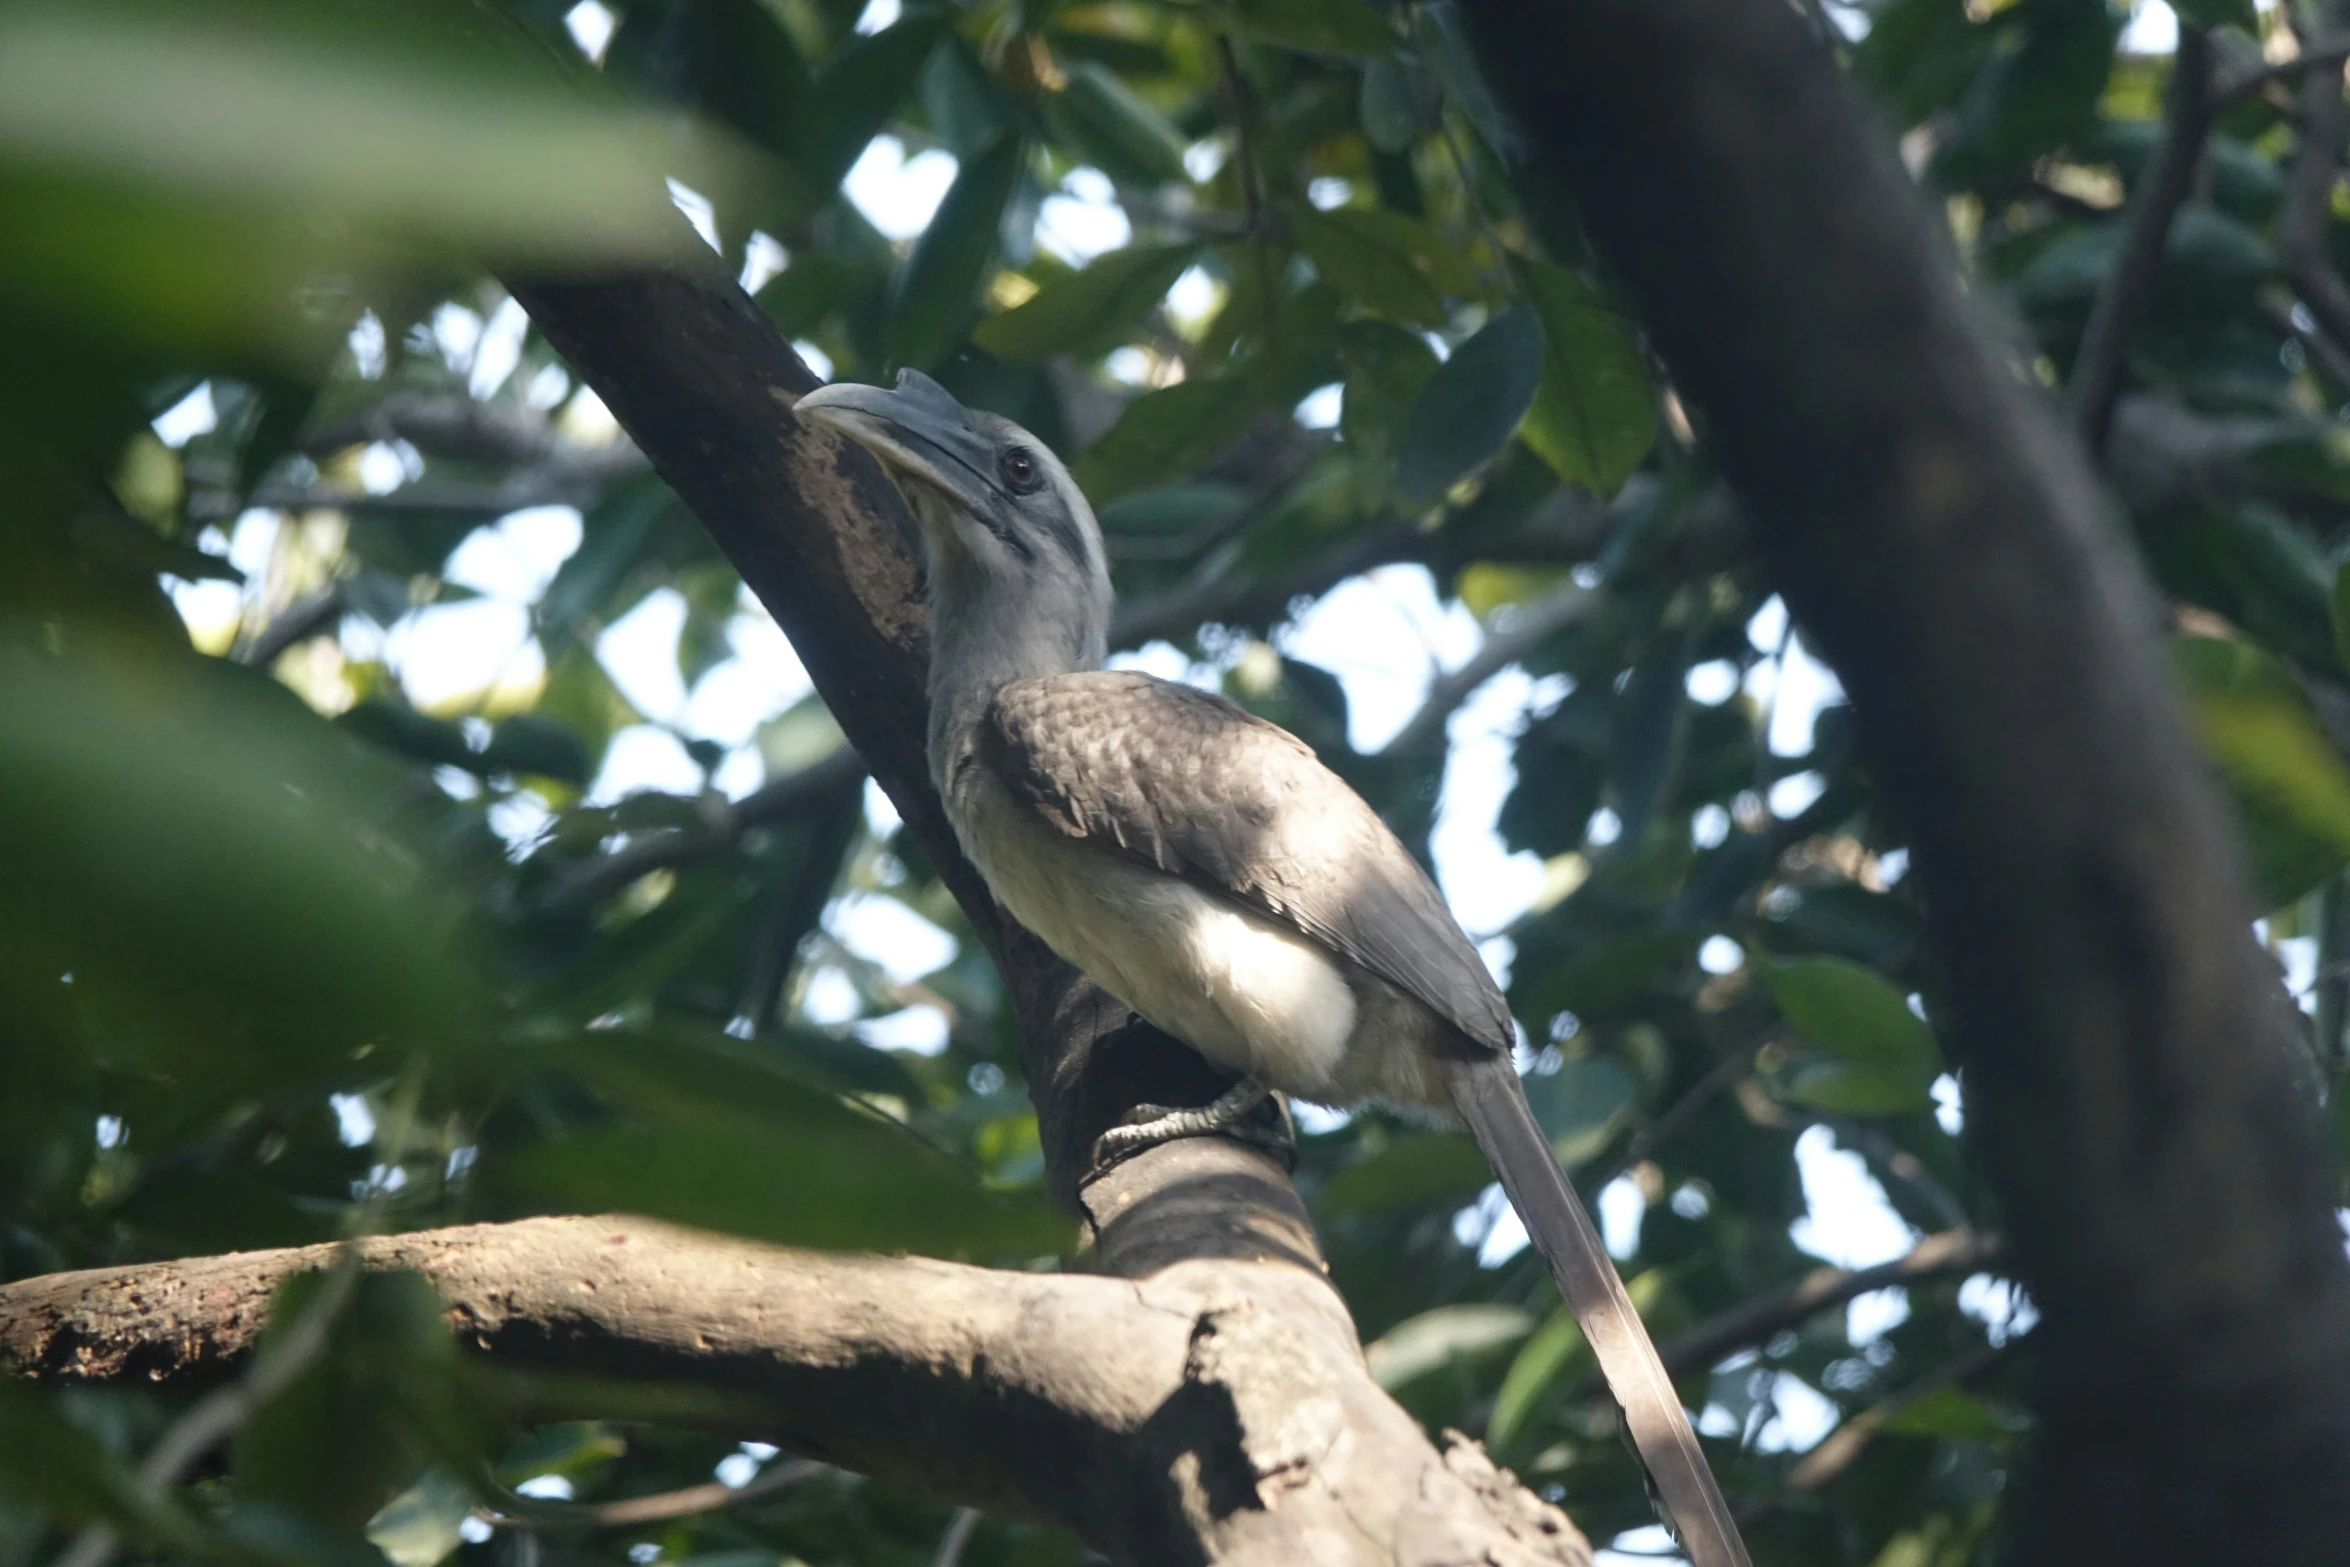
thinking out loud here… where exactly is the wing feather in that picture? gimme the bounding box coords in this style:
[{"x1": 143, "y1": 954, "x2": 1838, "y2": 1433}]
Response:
[{"x1": 984, "y1": 671, "x2": 1514, "y2": 1054}]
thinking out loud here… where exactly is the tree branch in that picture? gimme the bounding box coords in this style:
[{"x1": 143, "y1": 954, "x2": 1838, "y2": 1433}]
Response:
[
  {"x1": 0, "y1": 1216, "x2": 1592, "y2": 1567},
  {"x1": 1457, "y1": 0, "x2": 2350, "y2": 1560},
  {"x1": 2280, "y1": 31, "x2": 2350, "y2": 362},
  {"x1": 2214, "y1": 36, "x2": 2350, "y2": 114},
  {"x1": 1657, "y1": 1229, "x2": 2001, "y2": 1379},
  {"x1": 479, "y1": 1457, "x2": 825, "y2": 1530},
  {"x1": 536, "y1": 747, "x2": 867, "y2": 908},
  {"x1": 1783, "y1": 1339, "x2": 2013, "y2": 1493},
  {"x1": 2070, "y1": 26, "x2": 2214, "y2": 454},
  {"x1": 1377, "y1": 580, "x2": 1600, "y2": 759}
]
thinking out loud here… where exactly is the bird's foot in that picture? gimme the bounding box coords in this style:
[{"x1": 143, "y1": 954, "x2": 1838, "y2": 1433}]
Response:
[{"x1": 1091, "y1": 1076, "x2": 1296, "y2": 1173}]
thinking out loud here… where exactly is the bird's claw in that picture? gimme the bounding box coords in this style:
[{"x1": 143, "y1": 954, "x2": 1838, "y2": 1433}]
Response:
[{"x1": 1089, "y1": 1077, "x2": 1296, "y2": 1174}]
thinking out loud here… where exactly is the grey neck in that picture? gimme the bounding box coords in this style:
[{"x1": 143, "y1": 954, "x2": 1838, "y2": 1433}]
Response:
[{"x1": 924, "y1": 562, "x2": 1109, "y2": 790}]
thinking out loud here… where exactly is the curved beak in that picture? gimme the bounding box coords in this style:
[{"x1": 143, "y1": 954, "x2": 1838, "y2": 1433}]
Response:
[{"x1": 794, "y1": 370, "x2": 989, "y2": 513}]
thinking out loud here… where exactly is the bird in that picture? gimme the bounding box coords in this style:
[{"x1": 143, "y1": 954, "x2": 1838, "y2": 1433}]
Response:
[{"x1": 794, "y1": 368, "x2": 1749, "y2": 1567}]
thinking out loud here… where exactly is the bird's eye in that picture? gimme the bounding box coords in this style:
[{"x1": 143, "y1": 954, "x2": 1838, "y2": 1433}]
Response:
[{"x1": 999, "y1": 445, "x2": 1044, "y2": 494}]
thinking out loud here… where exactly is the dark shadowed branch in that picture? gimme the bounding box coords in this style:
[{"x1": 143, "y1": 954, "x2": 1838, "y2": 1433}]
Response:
[
  {"x1": 1659, "y1": 1229, "x2": 2000, "y2": 1378},
  {"x1": 2070, "y1": 25, "x2": 2213, "y2": 453},
  {"x1": 1456, "y1": 0, "x2": 2350, "y2": 1561}
]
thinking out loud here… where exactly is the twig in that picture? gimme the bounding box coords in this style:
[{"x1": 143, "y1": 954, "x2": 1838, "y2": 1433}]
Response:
[
  {"x1": 2279, "y1": 30, "x2": 2350, "y2": 361},
  {"x1": 2213, "y1": 35, "x2": 2350, "y2": 111},
  {"x1": 1378, "y1": 580, "x2": 1599, "y2": 756},
  {"x1": 1657, "y1": 1230, "x2": 2001, "y2": 1378},
  {"x1": 2072, "y1": 26, "x2": 2215, "y2": 454},
  {"x1": 1785, "y1": 1338, "x2": 2014, "y2": 1491},
  {"x1": 478, "y1": 1457, "x2": 825, "y2": 1529},
  {"x1": 1214, "y1": 34, "x2": 1277, "y2": 335},
  {"x1": 1575, "y1": 1045, "x2": 1758, "y2": 1205},
  {"x1": 538, "y1": 748, "x2": 866, "y2": 907},
  {"x1": 931, "y1": 1506, "x2": 981, "y2": 1567},
  {"x1": 736, "y1": 780, "x2": 866, "y2": 1035},
  {"x1": 2255, "y1": 290, "x2": 2350, "y2": 392},
  {"x1": 235, "y1": 583, "x2": 343, "y2": 667}
]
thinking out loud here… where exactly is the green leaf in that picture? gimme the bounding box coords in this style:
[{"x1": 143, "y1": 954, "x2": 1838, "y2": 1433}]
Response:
[
  {"x1": 1315, "y1": 1131, "x2": 1491, "y2": 1216},
  {"x1": 1290, "y1": 204, "x2": 1450, "y2": 327},
  {"x1": 1521, "y1": 1055, "x2": 1640, "y2": 1166},
  {"x1": 1487, "y1": 1304, "x2": 1586, "y2": 1453},
  {"x1": 1395, "y1": 307, "x2": 1544, "y2": 502},
  {"x1": 1516, "y1": 257, "x2": 1657, "y2": 496},
  {"x1": 366, "y1": 1471, "x2": 475, "y2": 1567},
  {"x1": 1486, "y1": 1268, "x2": 1670, "y2": 1453},
  {"x1": 1518, "y1": 930, "x2": 1697, "y2": 1021},
  {"x1": 0, "y1": 0, "x2": 747, "y2": 362},
  {"x1": 491, "y1": 1027, "x2": 1066, "y2": 1259},
  {"x1": 1073, "y1": 373, "x2": 1265, "y2": 502},
  {"x1": 2172, "y1": 634, "x2": 2350, "y2": 908},
  {"x1": 1337, "y1": 318, "x2": 1440, "y2": 484},
  {"x1": 0, "y1": 1382, "x2": 198, "y2": 1543},
  {"x1": 234, "y1": 1270, "x2": 484, "y2": 1532},
  {"x1": 0, "y1": 648, "x2": 475, "y2": 1082},
  {"x1": 1608, "y1": 649, "x2": 1688, "y2": 847},
  {"x1": 2329, "y1": 558, "x2": 2350, "y2": 680},
  {"x1": 1776, "y1": 1060, "x2": 1938, "y2": 1115},
  {"x1": 886, "y1": 133, "x2": 1026, "y2": 367},
  {"x1": 1364, "y1": 1303, "x2": 1534, "y2": 1392},
  {"x1": 1047, "y1": 62, "x2": 1190, "y2": 187},
  {"x1": 1755, "y1": 954, "x2": 1941, "y2": 1076},
  {"x1": 1220, "y1": 0, "x2": 1395, "y2": 57},
  {"x1": 971, "y1": 241, "x2": 1200, "y2": 362},
  {"x1": 1359, "y1": 57, "x2": 1434, "y2": 153},
  {"x1": 1095, "y1": 479, "x2": 1249, "y2": 544},
  {"x1": 477, "y1": 715, "x2": 591, "y2": 785},
  {"x1": 796, "y1": 15, "x2": 948, "y2": 201}
]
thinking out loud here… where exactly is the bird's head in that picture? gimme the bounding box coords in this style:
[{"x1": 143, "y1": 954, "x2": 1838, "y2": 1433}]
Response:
[{"x1": 795, "y1": 370, "x2": 1111, "y2": 669}]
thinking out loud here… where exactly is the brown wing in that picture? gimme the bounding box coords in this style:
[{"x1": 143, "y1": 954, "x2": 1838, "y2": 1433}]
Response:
[{"x1": 984, "y1": 670, "x2": 1514, "y2": 1055}]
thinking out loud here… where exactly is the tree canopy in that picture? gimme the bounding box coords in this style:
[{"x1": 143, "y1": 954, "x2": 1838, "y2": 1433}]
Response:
[{"x1": 4, "y1": 0, "x2": 2349, "y2": 1564}]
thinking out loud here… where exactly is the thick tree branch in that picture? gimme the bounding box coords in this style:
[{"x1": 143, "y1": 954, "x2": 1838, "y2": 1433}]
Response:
[
  {"x1": 1457, "y1": 1, "x2": 2350, "y2": 1561},
  {"x1": 0, "y1": 1217, "x2": 1591, "y2": 1567},
  {"x1": 2070, "y1": 26, "x2": 2213, "y2": 454}
]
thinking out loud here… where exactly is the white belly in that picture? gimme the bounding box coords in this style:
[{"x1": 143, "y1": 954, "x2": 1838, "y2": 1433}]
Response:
[{"x1": 946, "y1": 765, "x2": 1454, "y2": 1113}]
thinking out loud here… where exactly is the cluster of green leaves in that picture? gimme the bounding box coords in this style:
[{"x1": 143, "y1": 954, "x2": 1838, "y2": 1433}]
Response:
[{"x1": 10, "y1": 0, "x2": 2350, "y2": 1563}]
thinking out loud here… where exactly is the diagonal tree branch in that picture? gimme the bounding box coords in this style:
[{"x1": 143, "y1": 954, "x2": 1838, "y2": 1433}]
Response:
[
  {"x1": 2070, "y1": 26, "x2": 2214, "y2": 454},
  {"x1": 1456, "y1": 0, "x2": 2350, "y2": 1562},
  {"x1": 1658, "y1": 1229, "x2": 2001, "y2": 1378}
]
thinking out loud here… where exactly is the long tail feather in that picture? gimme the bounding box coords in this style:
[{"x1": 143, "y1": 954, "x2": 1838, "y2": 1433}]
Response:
[{"x1": 1443, "y1": 1054, "x2": 1751, "y2": 1567}]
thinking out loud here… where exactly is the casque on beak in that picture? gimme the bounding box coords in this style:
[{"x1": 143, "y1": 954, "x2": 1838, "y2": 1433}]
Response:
[{"x1": 794, "y1": 369, "x2": 990, "y2": 516}]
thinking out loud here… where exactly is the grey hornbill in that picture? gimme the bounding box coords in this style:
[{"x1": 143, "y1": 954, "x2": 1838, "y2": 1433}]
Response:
[{"x1": 796, "y1": 369, "x2": 1749, "y2": 1567}]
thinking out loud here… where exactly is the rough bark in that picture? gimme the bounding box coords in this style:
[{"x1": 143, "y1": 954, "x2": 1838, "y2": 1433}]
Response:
[
  {"x1": 0, "y1": 1218, "x2": 1588, "y2": 1567},
  {"x1": 1456, "y1": 0, "x2": 2350, "y2": 1561}
]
